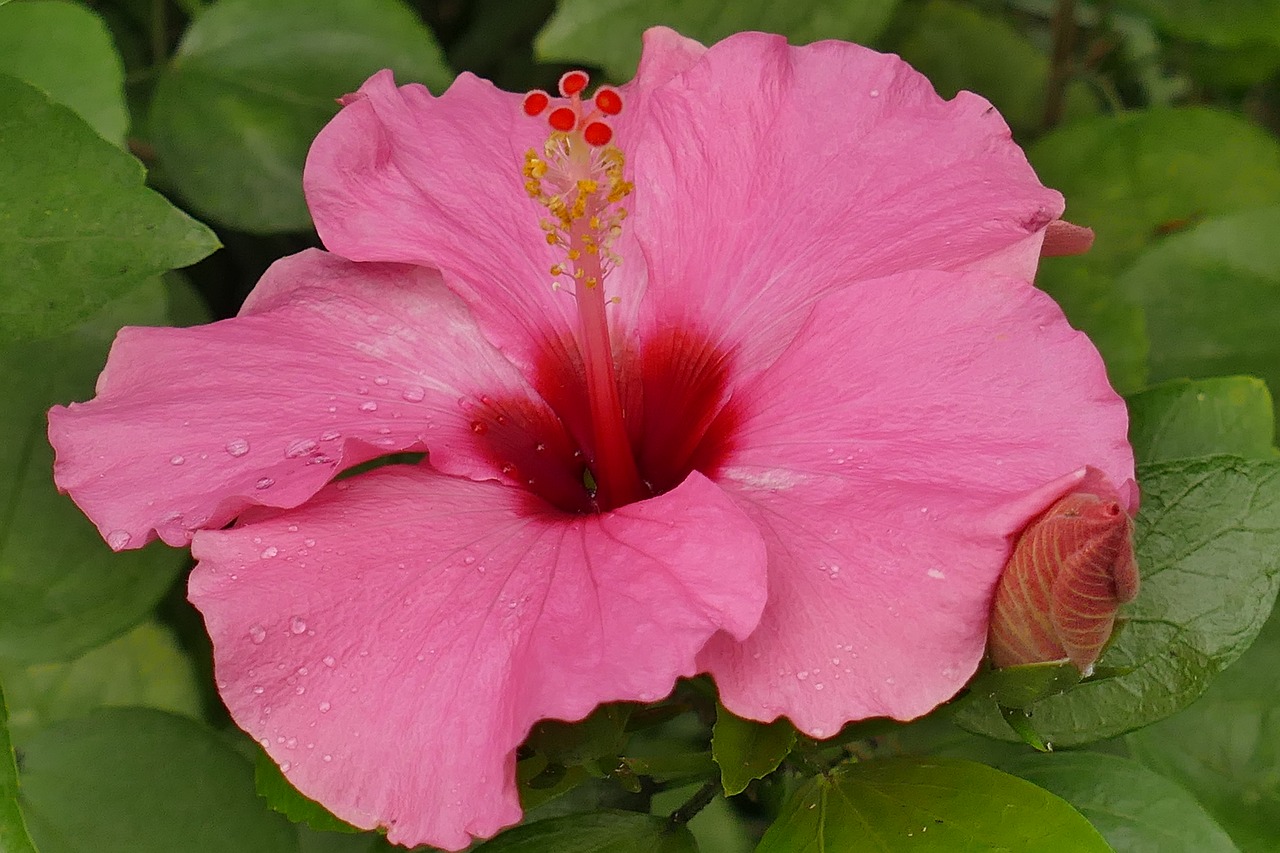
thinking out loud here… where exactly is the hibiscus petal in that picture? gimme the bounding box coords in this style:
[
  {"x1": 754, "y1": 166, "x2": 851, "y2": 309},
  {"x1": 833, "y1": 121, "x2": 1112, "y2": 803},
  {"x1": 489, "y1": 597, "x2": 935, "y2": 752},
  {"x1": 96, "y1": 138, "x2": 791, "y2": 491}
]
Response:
[
  {"x1": 698, "y1": 268, "x2": 1133, "y2": 733},
  {"x1": 188, "y1": 467, "x2": 767, "y2": 849},
  {"x1": 48, "y1": 250, "x2": 581, "y2": 548},
  {"x1": 628, "y1": 31, "x2": 1064, "y2": 374},
  {"x1": 304, "y1": 70, "x2": 583, "y2": 375}
]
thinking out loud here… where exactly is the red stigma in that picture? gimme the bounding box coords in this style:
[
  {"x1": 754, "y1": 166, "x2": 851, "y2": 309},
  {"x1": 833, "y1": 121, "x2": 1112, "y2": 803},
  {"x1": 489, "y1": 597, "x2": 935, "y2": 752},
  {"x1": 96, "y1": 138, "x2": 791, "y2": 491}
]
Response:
[
  {"x1": 593, "y1": 87, "x2": 623, "y2": 116},
  {"x1": 522, "y1": 90, "x2": 550, "y2": 116},
  {"x1": 548, "y1": 107, "x2": 577, "y2": 132},
  {"x1": 582, "y1": 121, "x2": 613, "y2": 147},
  {"x1": 559, "y1": 70, "x2": 589, "y2": 97}
]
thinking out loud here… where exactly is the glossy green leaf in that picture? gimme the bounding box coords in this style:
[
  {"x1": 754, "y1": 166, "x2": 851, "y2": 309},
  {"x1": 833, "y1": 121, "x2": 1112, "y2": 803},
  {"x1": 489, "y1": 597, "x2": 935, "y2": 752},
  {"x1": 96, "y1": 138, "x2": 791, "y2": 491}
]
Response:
[
  {"x1": 0, "y1": 682, "x2": 38, "y2": 853},
  {"x1": 895, "y1": 0, "x2": 1097, "y2": 134},
  {"x1": 526, "y1": 703, "x2": 631, "y2": 767},
  {"x1": 756, "y1": 756, "x2": 1110, "y2": 852},
  {"x1": 0, "y1": 76, "x2": 218, "y2": 339},
  {"x1": 474, "y1": 810, "x2": 698, "y2": 853},
  {"x1": 148, "y1": 0, "x2": 453, "y2": 233},
  {"x1": 1119, "y1": 207, "x2": 1280, "y2": 421},
  {"x1": 711, "y1": 705, "x2": 796, "y2": 796},
  {"x1": 1116, "y1": 0, "x2": 1280, "y2": 49},
  {"x1": 0, "y1": 621, "x2": 202, "y2": 743},
  {"x1": 16, "y1": 708, "x2": 296, "y2": 853},
  {"x1": 537, "y1": 0, "x2": 899, "y2": 80},
  {"x1": 967, "y1": 660, "x2": 1083, "y2": 710},
  {"x1": 0, "y1": 280, "x2": 190, "y2": 664},
  {"x1": 0, "y1": 0, "x2": 127, "y2": 144},
  {"x1": 1030, "y1": 108, "x2": 1280, "y2": 392},
  {"x1": 957, "y1": 457, "x2": 1280, "y2": 746},
  {"x1": 1003, "y1": 752, "x2": 1239, "y2": 853},
  {"x1": 1128, "y1": 377, "x2": 1276, "y2": 464},
  {"x1": 1127, "y1": 612, "x2": 1280, "y2": 852},
  {"x1": 255, "y1": 748, "x2": 359, "y2": 834}
]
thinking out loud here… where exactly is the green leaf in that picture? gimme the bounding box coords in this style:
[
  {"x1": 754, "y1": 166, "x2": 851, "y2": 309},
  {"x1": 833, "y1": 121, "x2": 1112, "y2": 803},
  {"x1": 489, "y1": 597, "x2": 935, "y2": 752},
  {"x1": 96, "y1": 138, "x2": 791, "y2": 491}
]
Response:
[
  {"x1": 0, "y1": 280, "x2": 190, "y2": 664},
  {"x1": 0, "y1": 0, "x2": 127, "y2": 144},
  {"x1": 0, "y1": 682, "x2": 38, "y2": 853},
  {"x1": 1127, "y1": 612, "x2": 1280, "y2": 852},
  {"x1": 967, "y1": 660, "x2": 1083, "y2": 710},
  {"x1": 148, "y1": 0, "x2": 453, "y2": 233},
  {"x1": 0, "y1": 76, "x2": 218, "y2": 339},
  {"x1": 1003, "y1": 752, "x2": 1240, "y2": 853},
  {"x1": 255, "y1": 748, "x2": 359, "y2": 834},
  {"x1": 1116, "y1": 0, "x2": 1280, "y2": 50},
  {"x1": 536, "y1": 0, "x2": 899, "y2": 81},
  {"x1": 15, "y1": 708, "x2": 296, "y2": 853},
  {"x1": 711, "y1": 705, "x2": 796, "y2": 796},
  {"x1": 0, "y1": 621, "x2": 203, "y2": 743},
  {"x1": 473, "y1": 810, "x2": 698, "y2": 853},
  {"x1": 1118, "y1": 207, "x2": 1280, "y2": 422},
  {"x1": 756, "y1": 756, "x2": 1110, "y2": 852},
  {"x1": 1127, "y1": 377, "x2": 1276, "y2": 465},
  {"x1": 1030, "y1": 108, "x2": 1280, "y2": 392},
  {"x1": 895, "y1": 0, "x2": 1097, "y2": 135},
  {"x1": 956, "y1": 457, "x2": 1280, "y2": 746},
  {"x1": 526, "y1": 703, "x2": 631, "y2": 767}
]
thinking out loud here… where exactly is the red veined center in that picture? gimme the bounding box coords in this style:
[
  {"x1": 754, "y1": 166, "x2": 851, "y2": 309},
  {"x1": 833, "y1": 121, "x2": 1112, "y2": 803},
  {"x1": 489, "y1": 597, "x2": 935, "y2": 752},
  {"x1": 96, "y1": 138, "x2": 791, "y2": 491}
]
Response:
[{"x1": 485, "y1": 71, "x2": 739, "y2": 514}]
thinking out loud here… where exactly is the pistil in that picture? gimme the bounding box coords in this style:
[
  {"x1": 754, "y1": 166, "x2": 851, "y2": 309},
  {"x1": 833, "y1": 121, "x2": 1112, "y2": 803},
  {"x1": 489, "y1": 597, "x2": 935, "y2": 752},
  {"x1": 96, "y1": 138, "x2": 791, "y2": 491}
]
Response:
[{"x1": 522, "y1": 72, "x2": 647, "y2": 509}]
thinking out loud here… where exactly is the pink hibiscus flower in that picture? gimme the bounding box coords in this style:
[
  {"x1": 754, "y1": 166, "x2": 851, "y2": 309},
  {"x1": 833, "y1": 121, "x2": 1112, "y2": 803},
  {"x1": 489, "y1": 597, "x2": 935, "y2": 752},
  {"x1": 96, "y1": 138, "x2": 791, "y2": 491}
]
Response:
[{"x1": 48, "y1": 28, "x2": 1134, "y2": 850}]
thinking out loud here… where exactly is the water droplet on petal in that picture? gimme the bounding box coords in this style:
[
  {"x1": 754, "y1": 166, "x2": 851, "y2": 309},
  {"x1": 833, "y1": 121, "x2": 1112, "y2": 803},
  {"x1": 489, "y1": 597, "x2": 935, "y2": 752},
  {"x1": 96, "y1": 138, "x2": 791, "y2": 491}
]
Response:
[
  {"x1": 374, "y1": 375, "x2": 389, "y2": 386},
  {"x1": 402, "y1": 385, "x2": 425, "y2": 402},
  {"x1": 359, "y1": 401, "x2": 378, "y2": 413},
  {"x1": 304, "y1": 538, "x2": 316, "y2": 547},
  {"x1": 260, "y1": 546, "x2": 278, "y2": 559},
  {"x1": 286, "y1": 438, "x2": 318, "y2": 458},
  {"x1": 106, "y1": 530, "x2": 131, "y2": 549},
  {"x1": 323, "y1": 754, "x2": 332, "y2": 762},
  {"x1": 322, "y1": 655, "x2": 335, "y2": 667},
  {"x1": 248, "y1": 624, "x2": 267, "y2": 644},
  {"x1": 319, "y1": 701, "x2": 331, "y2": 712},
  {"x1": 280, "y1": 761, "x2": 291, "y2": 773},
  {"x1": 169, "y1": 455, "x2": 185, "y2": 466},
  {"x1": 290, "y1": 616, "x2": 307, "y2": 634},
  {"x1": 255, "y1": 477, "x2": 274, "y2": 490},
  {"x1": 253, "y1": 685, "x2": 265, "y2": 695},
  {"x1": 225, "y1": 438, "x2": 250, "y2": 457}
]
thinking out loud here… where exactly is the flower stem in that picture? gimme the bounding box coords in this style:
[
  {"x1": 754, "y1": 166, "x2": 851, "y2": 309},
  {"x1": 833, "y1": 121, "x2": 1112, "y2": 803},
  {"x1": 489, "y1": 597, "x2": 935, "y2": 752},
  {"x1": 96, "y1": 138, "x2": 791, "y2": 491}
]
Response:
[{"x1": 667, "y1": 780, "x2": 720, "y2": 826}]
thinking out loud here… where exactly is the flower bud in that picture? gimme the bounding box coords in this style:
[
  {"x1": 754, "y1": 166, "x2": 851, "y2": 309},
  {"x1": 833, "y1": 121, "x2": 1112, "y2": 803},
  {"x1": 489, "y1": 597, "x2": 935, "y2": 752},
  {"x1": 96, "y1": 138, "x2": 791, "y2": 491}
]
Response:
[{"x1": 988, "y1": 477, "x2": 1139, "y2": 675}]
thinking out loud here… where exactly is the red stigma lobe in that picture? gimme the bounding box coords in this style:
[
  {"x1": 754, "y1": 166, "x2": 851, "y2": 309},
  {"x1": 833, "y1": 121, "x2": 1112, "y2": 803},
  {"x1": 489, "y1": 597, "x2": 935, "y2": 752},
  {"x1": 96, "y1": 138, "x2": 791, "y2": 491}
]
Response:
[
  {"x1": 582, "y1": 121, "x2": 613, "y2": 147},
  {"x1": 593, "y1": 88, "x2": 623, "y2": 115},
  {"x1": 522, "y1": 90, "x2": 550, "y2": 116},
  {"x1": 559, "y1": 70, "x2": 589, "y2": 97},
  {"x1": 548, "y1": 107, "x2": 577, "y2": 132}
]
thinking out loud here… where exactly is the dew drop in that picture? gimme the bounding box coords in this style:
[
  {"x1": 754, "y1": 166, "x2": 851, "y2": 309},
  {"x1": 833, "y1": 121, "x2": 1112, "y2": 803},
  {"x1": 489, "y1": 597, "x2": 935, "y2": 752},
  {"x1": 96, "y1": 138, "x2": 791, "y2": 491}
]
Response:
[
  {"x1": 286, "y1": 438, "x2": 317, "y2": 458},
  {"x1": 797, "y1": 671, "x2": 809, "y2": 681},
  {"x1": 295, "y1": 686, "x2": 306, "y2": 695},
  {"x1": 814, "y1": 683, "x2": 825, "y2": 691},
  {"x1": 255, "y1": 477, "x2": 274, "y2": 490},
  {"x1": 320, "y1": 431, "x2": 341, "y2": 443},
  {"x1": 470, "y1": 420, "x2": 487, "y2": 434},
  {"x1": 305, "y1": 538, "x2": 317, "y2": 547},
  {"x1": 359, "y1": 401, "x2": 378, "y2": 413},
  {"x1": 319, "y1": 701, "x2": 331, "y2": 712},
  {"x1": 290, "y1": 616, "x2": 307, "y2": 634},
  {"x1": 169, "y1": 455, "x2": 185, "y2": 466},
  {"x1": 248, "y1": 624, "x2": 267, "y2": 644},
  {"x1": 286, "y1": 737, "x2": 297, "y2": 749},
  {"x1": 106, "y1": 530, "x2": 131, "y2": 549},
  {"x1": 260, "y1": 546, "x2": 279, "y2": 559},
  {"x1": 374, "y1": 375, "x2": 389, "y2": 386},
  {"x1": 870, "y1": 89, "x2": 880, "y2": 97},
  {"x1": 323, "y1": 754, "x2": 333, "y2": 762},
  {"x1": 280, "y1": 761, "x2": 292, "y2": 773},
  {"x1": 253, "y1": 685, "x2": 265, "y2": 695},
  {"x1": 463, "y1": 555, "x2": 476, "y2": 565},
  {"x1": 402, "y1": 385, "x2": 426, "y2": 402}
]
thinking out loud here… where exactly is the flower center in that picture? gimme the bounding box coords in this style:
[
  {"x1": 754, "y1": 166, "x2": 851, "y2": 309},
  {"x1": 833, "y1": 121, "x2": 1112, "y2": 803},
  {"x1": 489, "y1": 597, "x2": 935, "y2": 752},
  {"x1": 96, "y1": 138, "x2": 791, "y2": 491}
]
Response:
[{"x1": 522, "y1": 71, "x2": 647, "y2": 510}]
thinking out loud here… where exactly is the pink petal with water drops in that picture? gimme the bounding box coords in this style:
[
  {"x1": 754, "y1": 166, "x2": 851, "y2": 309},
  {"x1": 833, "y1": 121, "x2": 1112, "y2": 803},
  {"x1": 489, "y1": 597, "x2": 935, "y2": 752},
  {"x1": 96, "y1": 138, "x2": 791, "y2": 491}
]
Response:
[
  {"x1": 627, "y1": 31, "x2": 1063, "y2": 375},
  {"x1": 189, "y1": 466, "x2": 767, "y2": 850},
  {"x1": 305, "y1": 70, "x2": 591, "y2": 376},
  {"x1": 48, "y1": 250, "x2": 579, "y2": 549},
  {"x1": 697, "y1": 268, "x2": 1133, "y2": 732}
]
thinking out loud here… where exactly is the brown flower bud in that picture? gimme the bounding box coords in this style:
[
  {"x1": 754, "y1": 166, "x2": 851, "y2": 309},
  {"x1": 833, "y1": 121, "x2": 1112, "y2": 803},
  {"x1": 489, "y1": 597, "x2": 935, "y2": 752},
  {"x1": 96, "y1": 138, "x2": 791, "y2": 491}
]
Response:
[{"x1": 988, "y1": 478, "x2": 1139, "y2": 675}]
